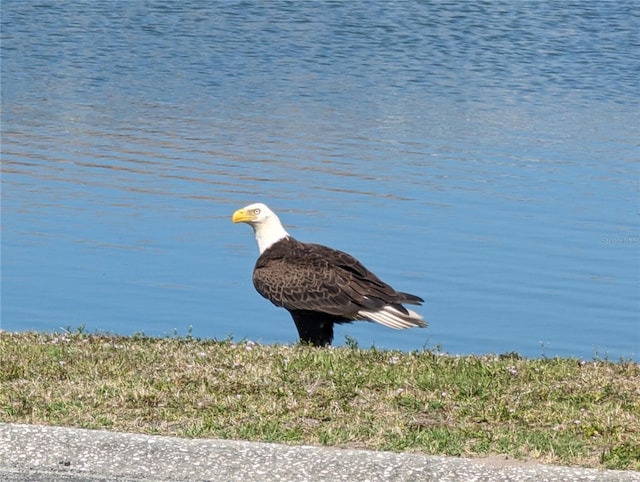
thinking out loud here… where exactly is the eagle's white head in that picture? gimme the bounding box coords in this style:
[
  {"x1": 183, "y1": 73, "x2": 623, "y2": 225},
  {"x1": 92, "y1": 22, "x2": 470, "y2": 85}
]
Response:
[{"x1": 232, "y1": 202, "x2": 290, "y2": 254}]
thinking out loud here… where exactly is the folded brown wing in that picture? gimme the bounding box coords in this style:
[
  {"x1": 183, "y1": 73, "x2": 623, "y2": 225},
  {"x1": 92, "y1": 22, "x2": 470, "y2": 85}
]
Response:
[{"x1": 252, "y1": 237, "x2": 422, "y2": 317}]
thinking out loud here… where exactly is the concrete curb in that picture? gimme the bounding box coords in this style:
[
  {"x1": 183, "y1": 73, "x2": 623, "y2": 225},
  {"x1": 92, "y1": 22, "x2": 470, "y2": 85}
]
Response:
[{"x1": 1, "y1": 423, "x2": 637, "y2": 481}]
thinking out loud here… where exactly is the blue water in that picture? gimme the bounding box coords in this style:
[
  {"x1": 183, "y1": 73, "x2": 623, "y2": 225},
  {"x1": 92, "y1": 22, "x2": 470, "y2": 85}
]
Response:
[{"x1": 2, "y1": 1, "x2": 639, "y2": 360}]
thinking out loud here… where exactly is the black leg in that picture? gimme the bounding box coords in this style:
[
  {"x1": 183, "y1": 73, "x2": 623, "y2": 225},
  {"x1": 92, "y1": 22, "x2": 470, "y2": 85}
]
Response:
[{"x1": 289, "y1": 310, "x2": 335, "y2": 346}]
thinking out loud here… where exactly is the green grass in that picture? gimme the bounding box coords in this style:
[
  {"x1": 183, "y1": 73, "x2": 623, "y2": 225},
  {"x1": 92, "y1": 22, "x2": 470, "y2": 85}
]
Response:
[{"x1": 1, "y1": 331, "x2": 638, "y2": 470}]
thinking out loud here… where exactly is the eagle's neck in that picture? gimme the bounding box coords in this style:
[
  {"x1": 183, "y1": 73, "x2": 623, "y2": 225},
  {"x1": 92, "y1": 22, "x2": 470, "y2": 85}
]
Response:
[{"x1": 253, "y1": 217, "x2": 290, "y2": 254}]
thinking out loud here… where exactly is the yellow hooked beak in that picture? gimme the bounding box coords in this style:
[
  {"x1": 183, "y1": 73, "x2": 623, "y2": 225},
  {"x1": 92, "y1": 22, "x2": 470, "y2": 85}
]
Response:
[{"x1": 232, "y1": 208, "x2": 254, "y2": 224}]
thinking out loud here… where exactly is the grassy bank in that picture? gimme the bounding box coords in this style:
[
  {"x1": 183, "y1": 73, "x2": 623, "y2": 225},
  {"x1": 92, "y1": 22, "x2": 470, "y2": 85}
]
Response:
[{"x1": 1, "y1": 331, "x2": 638, "y2": 470}]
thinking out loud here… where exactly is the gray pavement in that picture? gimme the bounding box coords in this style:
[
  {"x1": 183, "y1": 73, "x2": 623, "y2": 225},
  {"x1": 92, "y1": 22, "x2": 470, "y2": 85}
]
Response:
[{"x1": 0, "y1": 423, "x2": 637, "y2": 481}]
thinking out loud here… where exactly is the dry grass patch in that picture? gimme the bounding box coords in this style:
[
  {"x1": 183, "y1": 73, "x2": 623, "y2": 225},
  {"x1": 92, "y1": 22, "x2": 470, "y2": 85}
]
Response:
[{"x1": 1, "y1": 331, "x2": 638, "y2": 470}]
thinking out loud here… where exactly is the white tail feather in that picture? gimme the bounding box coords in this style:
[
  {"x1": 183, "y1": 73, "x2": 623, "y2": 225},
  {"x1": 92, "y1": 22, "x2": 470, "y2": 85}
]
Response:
[{"x1": 356, "y1": 305, "x2": 427, "y2": 330}]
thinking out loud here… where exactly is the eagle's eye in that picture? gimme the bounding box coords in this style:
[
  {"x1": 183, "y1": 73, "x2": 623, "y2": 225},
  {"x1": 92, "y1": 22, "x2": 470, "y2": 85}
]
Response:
[{"x1": 253, "y1": 208, "x2": 261, "y2": 215}]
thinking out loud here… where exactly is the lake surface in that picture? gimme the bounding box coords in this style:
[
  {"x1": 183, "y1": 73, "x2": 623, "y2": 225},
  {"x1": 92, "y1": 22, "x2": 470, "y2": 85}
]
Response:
[{"x1": 2, "y1": 1, "x2": 639, "y2": 360}]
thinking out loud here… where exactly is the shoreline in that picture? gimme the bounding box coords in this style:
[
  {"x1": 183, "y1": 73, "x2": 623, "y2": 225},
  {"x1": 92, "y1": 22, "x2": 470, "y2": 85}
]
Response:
[{"x1": 1, "y1": 331, "x2": 638, "y2": 472}]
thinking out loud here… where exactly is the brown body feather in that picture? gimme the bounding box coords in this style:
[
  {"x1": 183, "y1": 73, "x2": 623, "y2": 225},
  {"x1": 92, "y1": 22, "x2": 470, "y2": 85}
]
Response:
[{"x1": 252, "y1": 236, "x2": 423, "y2": 345}]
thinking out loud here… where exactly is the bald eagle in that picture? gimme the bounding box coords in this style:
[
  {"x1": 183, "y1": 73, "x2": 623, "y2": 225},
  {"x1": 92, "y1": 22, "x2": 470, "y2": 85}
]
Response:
[{"x1": 232, "y1": 203, "x2": 426, "y2": 346}]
